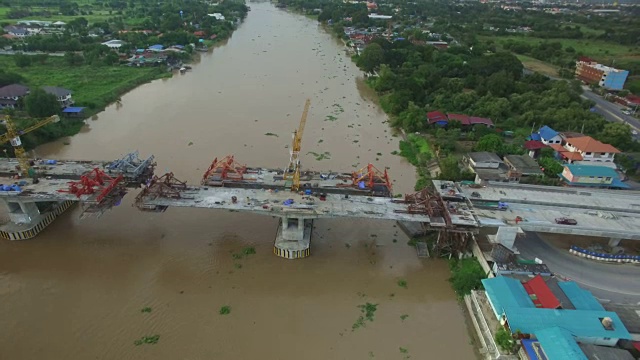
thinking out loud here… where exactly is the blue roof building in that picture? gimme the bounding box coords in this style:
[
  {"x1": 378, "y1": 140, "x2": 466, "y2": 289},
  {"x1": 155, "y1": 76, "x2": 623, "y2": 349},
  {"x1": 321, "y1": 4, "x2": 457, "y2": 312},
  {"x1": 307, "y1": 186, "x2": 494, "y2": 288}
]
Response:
[
  {"x1": 538, "y1": 125, "x2": 562, "y2": 145},
  {"x1": 560, "y1": 164, "x2": 629, "y2": 189},
  {"x1": 558, "y1": 282, "x2": 605, "y2": 311},
  {"x1": 148, "y1": 44, "x2": 164, "y2": 51},
  {"x1": 534, "y1": 327, "x2": 588, "y2": 360},
  {"x1": 482, "y1": 277, "x2": 534, "y2": 318},
  {"x1": 504, "y1": 307, "x2": 631, "y2": 346}
]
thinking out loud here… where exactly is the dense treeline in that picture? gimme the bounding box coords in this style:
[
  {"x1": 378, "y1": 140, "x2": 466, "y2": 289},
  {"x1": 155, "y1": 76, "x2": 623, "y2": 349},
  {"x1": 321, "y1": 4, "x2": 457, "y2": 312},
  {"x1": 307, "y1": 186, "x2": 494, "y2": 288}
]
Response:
[{"x1": 359, "y1": 39, "x2": 635, "y2": 151}]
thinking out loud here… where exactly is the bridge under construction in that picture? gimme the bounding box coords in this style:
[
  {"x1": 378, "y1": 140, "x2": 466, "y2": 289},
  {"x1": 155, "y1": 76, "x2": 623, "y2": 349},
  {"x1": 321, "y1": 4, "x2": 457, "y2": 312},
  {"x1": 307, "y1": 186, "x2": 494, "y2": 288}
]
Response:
[{"x1": 0, "y1": 104, "x2": 638, "y2": 259}]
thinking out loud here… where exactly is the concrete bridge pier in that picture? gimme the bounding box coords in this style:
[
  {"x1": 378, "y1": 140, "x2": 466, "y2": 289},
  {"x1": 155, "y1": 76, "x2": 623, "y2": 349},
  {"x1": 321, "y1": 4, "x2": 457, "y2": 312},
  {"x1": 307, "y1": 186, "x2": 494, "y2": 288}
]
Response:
[
  {"x1": 273, "y1": 216, "x2": 312, "y2": 259},
  {"x1": 608, "y1": 237, "x2": 622, "y2": 247},
  {"x1": 0, "y1": 198, "x2": 75, "y2": 240}
]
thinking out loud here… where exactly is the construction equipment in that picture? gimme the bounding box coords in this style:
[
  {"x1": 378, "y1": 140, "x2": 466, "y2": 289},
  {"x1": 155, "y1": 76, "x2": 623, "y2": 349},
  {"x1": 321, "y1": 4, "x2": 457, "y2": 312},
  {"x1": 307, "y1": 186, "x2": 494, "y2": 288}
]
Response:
[
  {"x1": 0, "y1": 114, "x2": 60, "y2": 179},
  {"x1": 201, "y1": 155, "x2": 247, "y2": 186},
  {"x1": 352, "y1": 163, "x2": 393, "y2": 197},
  {"x1": 284, "y1": 99, "x2": 310, "y2": 192}
]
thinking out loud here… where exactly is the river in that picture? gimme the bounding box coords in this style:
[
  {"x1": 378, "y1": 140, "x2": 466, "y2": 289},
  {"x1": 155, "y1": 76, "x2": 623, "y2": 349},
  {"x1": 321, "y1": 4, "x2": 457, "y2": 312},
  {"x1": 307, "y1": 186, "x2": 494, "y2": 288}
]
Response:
[{"x1": 0, "y1": 2, "x2": 476, "y2": 359}]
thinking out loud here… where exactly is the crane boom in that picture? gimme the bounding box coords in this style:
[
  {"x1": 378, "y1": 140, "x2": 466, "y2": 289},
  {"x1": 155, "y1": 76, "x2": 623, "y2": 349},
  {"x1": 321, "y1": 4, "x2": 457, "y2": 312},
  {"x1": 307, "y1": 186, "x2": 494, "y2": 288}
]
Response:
[
  {"x1": 284, "y1": 99, "x2": 311, "y2": 191},
  {"x1": 0, "y1": 114, "x2": 60, "y2": 178}
]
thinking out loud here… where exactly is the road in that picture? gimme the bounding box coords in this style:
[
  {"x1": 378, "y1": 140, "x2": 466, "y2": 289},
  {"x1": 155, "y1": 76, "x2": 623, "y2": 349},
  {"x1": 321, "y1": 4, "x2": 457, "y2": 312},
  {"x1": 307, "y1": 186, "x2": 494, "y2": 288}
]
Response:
[
  {"x1": 515, "y1": 232, "x2": 640, "y2": 304},
  {"x1": 580, "y1": 90, "x2": 640, "y2": 139},
  {"x1": 0, "y1": 50, "x2": 65, "y2": 57}
]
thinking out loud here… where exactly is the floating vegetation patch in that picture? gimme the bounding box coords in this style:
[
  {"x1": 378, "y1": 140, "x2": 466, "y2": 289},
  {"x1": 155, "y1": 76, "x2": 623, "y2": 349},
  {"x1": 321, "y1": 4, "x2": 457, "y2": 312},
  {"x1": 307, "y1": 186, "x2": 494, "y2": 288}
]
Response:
[
  {"x1": 134, "y1": 335, "x2": 160, "y2": 346},
  {"x1": 307, "y1": 151, "x2": 331, "y2": 161}
]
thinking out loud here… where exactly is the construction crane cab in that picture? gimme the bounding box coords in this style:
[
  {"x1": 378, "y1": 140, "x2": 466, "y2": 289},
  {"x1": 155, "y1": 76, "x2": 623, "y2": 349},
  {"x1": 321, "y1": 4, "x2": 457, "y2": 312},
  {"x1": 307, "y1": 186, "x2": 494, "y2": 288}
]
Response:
[
  {"x1": 284, "y1": 99, "x2": 311, "y2": 192},
  {"x1": 0, "y1": 114, "x2": 61, "y2": 182}
]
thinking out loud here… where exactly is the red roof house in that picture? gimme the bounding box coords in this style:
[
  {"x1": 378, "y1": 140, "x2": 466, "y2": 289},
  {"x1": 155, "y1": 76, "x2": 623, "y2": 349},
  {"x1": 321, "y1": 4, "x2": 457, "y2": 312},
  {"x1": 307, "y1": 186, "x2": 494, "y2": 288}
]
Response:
[
  {"x1": 426, "y1": 111, "x2": 448, "y2": 124},
  {"x1": 469, "y1": 116, "x2": 494, "y2": 127},
  {"x1": 446, "y1": 113, "x2": 471, "y2": 125},
  {"x1": 524, "y1": 140, "x2": 547, "y2": 151},
  {"x1": 522, "y1": 275, "x2": 561, "y2": 309}
]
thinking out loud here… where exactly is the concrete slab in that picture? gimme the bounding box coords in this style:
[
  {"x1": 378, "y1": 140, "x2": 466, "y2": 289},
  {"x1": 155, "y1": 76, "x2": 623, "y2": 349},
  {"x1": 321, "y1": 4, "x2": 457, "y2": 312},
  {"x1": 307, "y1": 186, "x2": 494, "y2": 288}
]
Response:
[
  {"x1": 0, "y1": 158, "x2": 109, "y2": 179},
  {"x1": 140, "y1": 186, "x2": 430, "y2": 223}
]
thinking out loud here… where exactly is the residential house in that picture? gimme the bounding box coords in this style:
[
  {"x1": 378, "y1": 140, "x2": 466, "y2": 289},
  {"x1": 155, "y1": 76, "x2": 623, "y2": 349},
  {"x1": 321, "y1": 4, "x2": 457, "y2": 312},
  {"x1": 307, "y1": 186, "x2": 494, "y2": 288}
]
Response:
[
  {"x1": 42, "y1": 86, "x2": 73, "y2": 108},
  {"x1": 207, "y1": 13, "x2": 225, "y2": 20},
  {"x1": 464, "y1": 152, "x2": 508, "y2": 183},
  {"x1": 559, "y1": 164, "x2": 629, "y2": 189},
  {"x1": 563, "y1": 136, "x2": 620, "y2": 163},
  {"x1": 504, "y1": 154, "x2": 543, "y2": 181},
  {"x1": 425, "y1": 111, "x2": 494, "y2": 128},
  {"x1": 0, "y1": 84, "x2": 30, "y2": 109},
  {"x1": 426, "y1": 111, "x2": 447, "y2": 126},
  {"x1": 3, "y1": 26, "x2": 28, "y2": 38},
  {"x1": 538, "y1": 125, "x2": 563, "y2": 145},
  {"x1": 524, "y1": 140, "x2": 547, "y2": 159}
]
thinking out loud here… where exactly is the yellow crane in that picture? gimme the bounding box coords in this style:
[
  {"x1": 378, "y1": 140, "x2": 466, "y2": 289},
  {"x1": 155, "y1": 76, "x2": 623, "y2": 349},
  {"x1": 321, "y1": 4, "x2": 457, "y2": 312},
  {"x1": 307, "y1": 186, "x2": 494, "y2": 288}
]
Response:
[
  {"x1": 0, "y1": 114, "x2": 60, "y2": 179},
  {"x1": 284, "y1": 99, "x2": 310, "y2": 191}
]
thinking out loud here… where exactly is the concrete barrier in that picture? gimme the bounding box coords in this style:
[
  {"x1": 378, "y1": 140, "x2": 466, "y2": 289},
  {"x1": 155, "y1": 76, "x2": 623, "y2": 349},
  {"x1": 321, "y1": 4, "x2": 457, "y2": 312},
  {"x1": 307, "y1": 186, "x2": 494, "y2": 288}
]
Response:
[{"x1": 569, "y1": 245, "x2": 640, "y2": 264}]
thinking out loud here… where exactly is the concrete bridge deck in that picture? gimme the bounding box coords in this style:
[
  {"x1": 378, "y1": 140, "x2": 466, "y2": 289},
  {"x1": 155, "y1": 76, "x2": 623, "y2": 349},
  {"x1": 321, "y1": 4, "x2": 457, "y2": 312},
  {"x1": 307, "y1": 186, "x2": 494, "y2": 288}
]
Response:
[
  {"x1": 455, "y1": 182, "x2": 640, "y2": 240},
  {"x1": 0, "y1": 158, "x2": 108, "y2": 179},
  {"x1": 138, "y1": 186, "x2": 441, "y2": 223}
]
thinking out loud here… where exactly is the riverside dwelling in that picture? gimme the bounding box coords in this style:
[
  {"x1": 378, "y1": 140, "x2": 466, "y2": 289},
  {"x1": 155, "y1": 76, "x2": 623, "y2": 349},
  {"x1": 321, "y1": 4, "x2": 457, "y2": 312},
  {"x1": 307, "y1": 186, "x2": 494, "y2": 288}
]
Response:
[
  {"x1": 42, "y1": 86, "x2": 74, "y2": 108},
  {"x1": 0, "y1": 84, "x2": 29, "y2": 109},
  {"x1": 481, "y1": 276, "x2": 633, "y2": 359},
  {"x1": 531, "y1": 125, "x2": 620, "y2": 163}
]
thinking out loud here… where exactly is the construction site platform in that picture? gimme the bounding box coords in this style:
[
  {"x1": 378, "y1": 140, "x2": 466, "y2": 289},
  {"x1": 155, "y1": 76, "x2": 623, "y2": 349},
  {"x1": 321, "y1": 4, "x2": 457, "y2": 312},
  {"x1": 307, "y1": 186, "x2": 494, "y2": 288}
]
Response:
[
  {"x1": 139, "y1": 186, "x2": 433, "y2": 223},
  {"x1": 0, "y1": 158, "x2": 110, "y2": 179}
]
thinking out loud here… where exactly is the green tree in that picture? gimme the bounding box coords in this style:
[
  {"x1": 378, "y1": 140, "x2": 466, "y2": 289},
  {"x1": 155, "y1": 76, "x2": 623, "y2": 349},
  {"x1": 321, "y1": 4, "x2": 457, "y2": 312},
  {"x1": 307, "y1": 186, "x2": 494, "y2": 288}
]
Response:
[
  {"x1": 495, "y1": 327, "x2": 516, "y2": 354},
  {"x1": 538, "y1": 157, "x2": 563, "y2": 178},
  {"x1": 474, "y1": 134, "x2": 504, "y2": 153},
  {"x1": 14, "y1": 53, "x2": 31, "y2": 68},
  {"x1": 448, "y1": 259, "x2": 485, "y2": 297},
  {"x1": 357, "y1": 43, "x2": 384, "y2": 73},
  {"x1": 597, "y1": 122, "x2": 633, "y2": 151},
  {"x1": 25, "y1": 89, "x2": 60, "y2": 118},
  {"x1": 64, "y1": 51, "x2": 84, "y2": 66},
  {"x1": 394, "y1": 101, "x2": 424, "y2": 132}
]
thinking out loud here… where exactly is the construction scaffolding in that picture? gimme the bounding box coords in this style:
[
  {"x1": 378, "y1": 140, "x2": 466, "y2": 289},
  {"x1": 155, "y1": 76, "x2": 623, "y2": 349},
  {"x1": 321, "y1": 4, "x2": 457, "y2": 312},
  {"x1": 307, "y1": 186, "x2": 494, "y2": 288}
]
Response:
[
  {"x1": 201, "y1": 155, "x2": 247, "y2": 186},
  {"x1": 396, "y1": 186, "x2": 475, "y2": 257},
  {"x1": 57, "y1": 168, "x2": 127, "y2": 218},
  {"x1": 105, "y1": 151, "x2": 156, "y2": 186},
  {"x1": 135, "y1": 172, "x2": 187, "y2": 212},
  {"x1": 352, "y1": 163, "x2": 393, "y2": 197}
]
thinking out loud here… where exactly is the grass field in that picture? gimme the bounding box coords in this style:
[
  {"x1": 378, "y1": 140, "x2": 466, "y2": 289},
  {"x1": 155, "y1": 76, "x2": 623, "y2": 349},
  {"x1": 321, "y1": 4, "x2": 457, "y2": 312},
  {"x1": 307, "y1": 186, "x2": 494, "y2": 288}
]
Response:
[
  {"x1": 0, "y1": 56, "x2": 168, "y2": 112},
  {"x1": 516, "y1": 54, "x2": 560, "y2": 78},
  {"x1": 481, "y1": 35, "x2": 640, "y2": 63},
  {"x1": 0, "y1": 6, "x2": 115, "y2": 24}
]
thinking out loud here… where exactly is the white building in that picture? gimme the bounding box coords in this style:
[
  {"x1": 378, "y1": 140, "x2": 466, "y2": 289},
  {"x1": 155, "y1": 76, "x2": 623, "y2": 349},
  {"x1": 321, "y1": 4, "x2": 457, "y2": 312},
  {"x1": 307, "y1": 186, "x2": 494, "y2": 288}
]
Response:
[
  {"x1": 101, "y1": 40, "x2": 126, "y2": 49},
  {"x1": 207, "y1": 13, "x2": 225, "y2": 20}
]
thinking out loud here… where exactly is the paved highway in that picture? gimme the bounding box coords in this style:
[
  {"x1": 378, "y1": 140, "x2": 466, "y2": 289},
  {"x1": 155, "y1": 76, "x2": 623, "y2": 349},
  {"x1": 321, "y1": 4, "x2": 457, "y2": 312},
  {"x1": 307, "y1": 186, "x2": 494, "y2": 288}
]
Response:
[
  {"x1": 515, "y1": 232, "x2": 640, "y2": 304},
  {"x1": 580, "y1": 90, "x2": 640, "y2": 139}
]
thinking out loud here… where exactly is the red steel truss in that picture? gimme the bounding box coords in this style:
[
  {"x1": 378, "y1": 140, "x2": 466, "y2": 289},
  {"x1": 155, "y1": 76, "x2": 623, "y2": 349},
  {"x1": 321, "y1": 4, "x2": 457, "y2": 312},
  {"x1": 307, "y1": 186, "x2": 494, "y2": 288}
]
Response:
[
  {"x1": 201, "y1": 155, "x2": 247, "y2": 185},
  {"x1": 352, "y1": 163, "x2": 392, "y2": 196},
  {"x1": 58, "y1": 168, "x2": 124, "y2": 203}
]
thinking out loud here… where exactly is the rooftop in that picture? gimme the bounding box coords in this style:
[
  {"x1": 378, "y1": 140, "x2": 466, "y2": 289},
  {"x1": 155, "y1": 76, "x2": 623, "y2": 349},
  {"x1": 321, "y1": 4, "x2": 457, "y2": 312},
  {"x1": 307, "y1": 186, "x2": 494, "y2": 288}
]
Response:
[
  {"x1": 468, "y1": 151, "x2": 503, "y2": 165},
  {"x1": 538, "y1": 125, "x2": 559, "y2": 140},
  {"x1": 522, "y1": 275, "x2": 561, "y2": 309},
  {"x1": 469, "y1": 116, "x2": 493, "y2": 126},
  {"x1": 565, "y1": 136, "x2": 620, "y2": 154},
  {"x1": 482, "y1": 276, "x2": 534, "y2": 317},
  {"x1": 535, "y1": 327, "x2": 587, "y2": 360},
  {"x1": 0, "y1": 84, "x2": 29, "y2": 98},
  {"x1": 446, "y1": 113, "x2": 471, "y2": 125},
  {"x1": 42, "y1": 86, "x2": 72, "y2": 97},
  {"x1": 504, "y1": 155, "x2": 543, "y2": 176},
  {"x1": 558, "y1": 281, "x2": 604, "y2": 311},
  {"x1": 579, "y1": 343, "x2": 635, "y2": 360},
  {"x1": 504, "y1": 307, "x2": 631, "y2": 340},
  {"x1": 564, "y1": 164, "x2": 619, "y2": 179},
  {"x1": 602, "y1": 303, "x2": 640, "y2": 334},
  {"x1": 524, "y1": 140, "x2": 547, "y2": 150}
]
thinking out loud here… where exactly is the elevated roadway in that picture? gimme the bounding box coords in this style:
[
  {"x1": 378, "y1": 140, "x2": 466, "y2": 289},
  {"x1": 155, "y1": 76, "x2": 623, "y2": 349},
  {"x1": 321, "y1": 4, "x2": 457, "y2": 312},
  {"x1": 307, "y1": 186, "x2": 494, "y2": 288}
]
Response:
[{"x1": 455, "y1": 182, "x2": 640, "y2": 241}]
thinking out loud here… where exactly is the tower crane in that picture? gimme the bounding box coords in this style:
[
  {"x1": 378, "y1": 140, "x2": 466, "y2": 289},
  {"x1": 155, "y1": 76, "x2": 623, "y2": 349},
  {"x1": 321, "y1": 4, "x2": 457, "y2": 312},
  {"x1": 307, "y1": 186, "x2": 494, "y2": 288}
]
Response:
[
  {"x1": 284, "y1": 99, "x2": 311, "y2": 192},
  {"x1": 0, "y1": 114, "x2": 61, "y2": 180}
]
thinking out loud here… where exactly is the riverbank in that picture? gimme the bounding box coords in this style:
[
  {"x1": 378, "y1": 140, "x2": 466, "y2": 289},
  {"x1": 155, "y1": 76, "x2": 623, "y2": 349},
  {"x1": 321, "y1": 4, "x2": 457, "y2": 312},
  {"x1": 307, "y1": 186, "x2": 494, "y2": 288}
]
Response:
[{"x1": 0, "y1": 56, "x2": 170, "y2": 149}]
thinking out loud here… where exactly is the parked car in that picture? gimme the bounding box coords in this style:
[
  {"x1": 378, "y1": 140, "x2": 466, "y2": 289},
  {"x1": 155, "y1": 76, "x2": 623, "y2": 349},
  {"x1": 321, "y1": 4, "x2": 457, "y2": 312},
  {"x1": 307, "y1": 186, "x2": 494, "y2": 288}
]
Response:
[
  {"x1": 622, "y1": 110, "x2": 631, "y2": 115},
  {"x1": 555, "y1": 217, "x2": 577, "y2": 225}
]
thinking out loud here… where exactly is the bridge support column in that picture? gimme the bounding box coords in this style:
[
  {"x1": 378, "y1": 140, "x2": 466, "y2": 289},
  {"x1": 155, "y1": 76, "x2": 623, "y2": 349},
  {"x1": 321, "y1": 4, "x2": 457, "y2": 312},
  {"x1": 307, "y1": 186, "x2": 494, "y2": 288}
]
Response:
[
  {"x1": 608, "y1": 237, "x2": 622, "y2": 247},
  {"x1": 273, "y1": 216, "x2": 312, "y2": 259},
  {"x1": 0, "y1": 198, "x2": 75, "y2": 240}
]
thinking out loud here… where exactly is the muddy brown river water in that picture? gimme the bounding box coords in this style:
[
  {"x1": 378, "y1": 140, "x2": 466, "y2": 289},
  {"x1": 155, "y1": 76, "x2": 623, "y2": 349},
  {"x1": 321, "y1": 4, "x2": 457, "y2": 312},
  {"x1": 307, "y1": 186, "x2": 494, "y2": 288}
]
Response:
[{"x1": 0, "y1": 2, "x2": 476, "y2": 359}]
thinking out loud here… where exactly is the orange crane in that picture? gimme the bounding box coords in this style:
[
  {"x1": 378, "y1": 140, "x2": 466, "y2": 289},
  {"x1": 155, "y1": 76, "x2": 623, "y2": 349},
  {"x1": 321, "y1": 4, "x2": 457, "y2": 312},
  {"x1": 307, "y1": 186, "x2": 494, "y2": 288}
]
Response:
[
  {"x1": 284, "y1": 99, "x2": 311, "y2": 191},
  {"x1": 0, "y1": 114, "x2": 60, "y2": 179}
]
